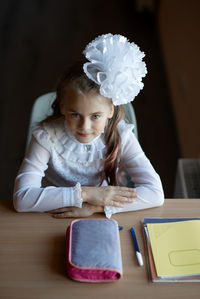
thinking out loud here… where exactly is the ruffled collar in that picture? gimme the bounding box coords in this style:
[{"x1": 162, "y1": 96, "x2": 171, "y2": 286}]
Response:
[
  {"x1": 52, "y1": 118, "x2": 106, "y2": 162},
  {"x1": 43, "y1": 118, "x2": 134, "y2": 163}
]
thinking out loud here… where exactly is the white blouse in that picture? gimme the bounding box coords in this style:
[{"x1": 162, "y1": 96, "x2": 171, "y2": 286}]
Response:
[{"x1": 13, "y1": 118, "x2": 164, "y2": 218}]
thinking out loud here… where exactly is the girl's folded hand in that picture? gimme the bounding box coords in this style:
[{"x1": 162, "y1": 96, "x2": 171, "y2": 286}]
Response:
[
  {"x1": 81, "y1": 186, "x2": 137, "y2": 208},
  {"x1": 48, "y1": 203, "x2": 102, "y2": 218}
]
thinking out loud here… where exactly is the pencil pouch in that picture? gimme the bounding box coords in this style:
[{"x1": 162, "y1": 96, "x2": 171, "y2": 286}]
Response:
[{"x1": 66, "y1": 218, "x2": 123, "y2": 282}]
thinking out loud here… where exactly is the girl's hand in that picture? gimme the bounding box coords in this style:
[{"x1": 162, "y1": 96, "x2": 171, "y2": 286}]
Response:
[
  {"x1": 81, "y1": 186, "x2": 137, "y2": 208},
  {"x1": 48, "y1": 203, "x2": 102, "y2": 219}
]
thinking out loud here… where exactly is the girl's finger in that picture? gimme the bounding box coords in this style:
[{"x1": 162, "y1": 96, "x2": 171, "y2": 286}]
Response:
[
  {"x1": 113, "y1": 196, "x2": 134, "y2": 202},
  {"x1": 117, "y1": 190, "x2": 137, "y2": 197},
  {"x1": 52, "y1": 211, "x2": 72, "y2": 218},
  {"x1": 110, "y1": 201, "x2": 124, "y2": 208},
  {"x1": 50, "y1": 208, "x2": 71, "y2": 214},
  {"x1": 116, "y1": 186, "x2": 136, "y2": 192}
]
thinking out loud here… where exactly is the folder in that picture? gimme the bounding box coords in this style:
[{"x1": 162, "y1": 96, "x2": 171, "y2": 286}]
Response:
[{"x1": 143, "y1": 218, "x2": 200, "y2": 282}]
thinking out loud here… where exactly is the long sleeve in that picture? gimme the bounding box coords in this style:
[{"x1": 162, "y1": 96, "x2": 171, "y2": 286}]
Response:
[
  {"x1": 104, "y1": 124, "x2": 164, "y2": 218},
  {"x1": 13, "y1": 137, "x2": 82, "y2": 212}
]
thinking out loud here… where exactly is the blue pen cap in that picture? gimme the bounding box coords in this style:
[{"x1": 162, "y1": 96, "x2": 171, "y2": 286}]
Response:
[{"x1": 130, "y1": 227, "x2": 140, "y2": 252}]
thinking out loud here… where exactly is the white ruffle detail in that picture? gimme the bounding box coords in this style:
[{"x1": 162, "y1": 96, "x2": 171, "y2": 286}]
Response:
[
  {"x1": 55, "y1": 122, "x2": 106, "y2": 163},
  {"x1": 104, "y1": 206, "x2": 113, "y2": 219},
  {"x1": 74, "y1": 183, "x2": 83, "y2": 208},
  {"x1": 73, "y1": 182, "x2": 82, "y2": 208},
  {"x1": 32, "y1": 119, "x2": 133, "y2": 166},
  {"x1": 83, "y1": 33, "x2": 147, "y2": 106},
  {"x1": 35, "y1": 118, "x2": 106, "y2": 163}
]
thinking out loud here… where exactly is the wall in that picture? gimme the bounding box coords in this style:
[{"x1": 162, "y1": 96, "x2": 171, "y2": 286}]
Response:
[
  {"x1": 0, "y1": 0, "x2": 179, "y2": 198},
  {"x1": 158, "y1": 0, "x2": 200, "y2": 157}
]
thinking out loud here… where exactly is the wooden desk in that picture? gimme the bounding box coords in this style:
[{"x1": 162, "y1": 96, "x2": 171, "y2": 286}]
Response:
[{"x1": 0, "y1": 199, "x2": 200, "y2": 299}]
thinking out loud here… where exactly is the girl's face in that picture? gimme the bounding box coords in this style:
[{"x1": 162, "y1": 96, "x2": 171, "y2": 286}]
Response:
[{"x1": 60, "y1": 88, "x2": 114, "y2": 144}]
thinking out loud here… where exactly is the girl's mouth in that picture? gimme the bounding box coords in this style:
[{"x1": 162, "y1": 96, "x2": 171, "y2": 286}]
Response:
[{"x1": 77, "y1": 132, "x2": 90, "y2": 137}]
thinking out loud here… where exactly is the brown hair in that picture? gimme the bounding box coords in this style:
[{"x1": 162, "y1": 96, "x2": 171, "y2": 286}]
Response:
[{"x1": 44, "y1": 62, "x2": 124, "y2": 185}]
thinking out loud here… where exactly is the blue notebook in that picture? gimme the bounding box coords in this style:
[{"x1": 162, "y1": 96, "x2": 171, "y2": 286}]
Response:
[{"x1": 143, "y1": 218, "x2": 200, "y2": 224}]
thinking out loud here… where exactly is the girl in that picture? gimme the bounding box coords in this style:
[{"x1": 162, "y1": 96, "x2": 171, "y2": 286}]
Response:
[{"x1": 13, "y1": 34, "x2": 164, "y2": 219}]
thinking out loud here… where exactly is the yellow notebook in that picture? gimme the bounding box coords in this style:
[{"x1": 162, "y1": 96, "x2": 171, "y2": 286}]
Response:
[{"x1": 147, "y1": 220, "x2": 200, "y2": 277}]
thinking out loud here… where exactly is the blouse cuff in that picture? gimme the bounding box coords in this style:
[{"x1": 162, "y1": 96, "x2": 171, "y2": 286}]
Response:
[
  {"x1": 73, "y1": 182, "x2": 83, "y2": 208},
  {"x1": 104, "y1": 206, "x2": 115, "y2": 219}
]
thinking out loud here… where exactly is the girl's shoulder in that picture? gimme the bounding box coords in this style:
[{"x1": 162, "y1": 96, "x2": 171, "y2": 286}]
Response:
[
  {"x1": 117, "y1": 120, "x2": 141, "y2": 155},
  {"x1": 117, "y1": 120, "x2": 135, "y2": 138},
  {"x1": 32, "y1": 118, "x2": 65, "y2": 151}
]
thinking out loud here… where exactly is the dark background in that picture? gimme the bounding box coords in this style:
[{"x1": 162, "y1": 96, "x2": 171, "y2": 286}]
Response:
[{"x1": 0, "y1": 0, "x2": 180, "y2": 199}]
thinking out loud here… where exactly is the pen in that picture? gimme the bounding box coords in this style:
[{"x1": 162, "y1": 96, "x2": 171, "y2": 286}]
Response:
[{"x1": 130, "y1": 227, "x2": 143, "y2": 266}]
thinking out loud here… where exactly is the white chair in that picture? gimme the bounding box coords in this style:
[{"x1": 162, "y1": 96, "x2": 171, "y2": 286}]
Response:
[{"x1": 26, "y1": 92, "x2": 138, "y2": 151}]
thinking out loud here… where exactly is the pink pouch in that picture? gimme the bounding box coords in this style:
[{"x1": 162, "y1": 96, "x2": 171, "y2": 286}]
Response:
[{"x1": 66, "y1": 219, "x2": 123, "y2": 282}]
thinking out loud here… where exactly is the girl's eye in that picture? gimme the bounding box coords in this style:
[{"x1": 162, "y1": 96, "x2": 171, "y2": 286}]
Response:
[
  {"x1": 92, "y1": 114, "x2": 100, "y2": 119},
  {"x1": 71, "y1": 113, "x2": 79, "y2": 118}
]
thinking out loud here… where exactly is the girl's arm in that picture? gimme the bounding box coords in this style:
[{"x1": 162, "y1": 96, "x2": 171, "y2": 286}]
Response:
[
  {"x1": 13, "y1": 137, "x2": 136, "y2": 214},
  {"x1": 104, "y1": 130, "x2": 164, "y2": 218},
  {"x1": 13, "y1": 137, "x2": 82, "y2": 212}
]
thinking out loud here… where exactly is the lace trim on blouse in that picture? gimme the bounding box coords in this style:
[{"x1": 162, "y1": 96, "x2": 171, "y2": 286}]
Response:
[{"x1": 32, "y1": 118, "x2": 107, "y2": 163}]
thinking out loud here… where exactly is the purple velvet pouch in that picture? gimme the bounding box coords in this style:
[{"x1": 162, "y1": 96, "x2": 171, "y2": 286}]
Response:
[{"x1": 66, "y1": 219, "x2": 123, "y2": 282}]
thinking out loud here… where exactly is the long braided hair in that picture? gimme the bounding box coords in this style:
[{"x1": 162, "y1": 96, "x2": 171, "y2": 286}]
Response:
[{"x1": 44, "y1": 62, "x2": 124, "y2": 185}]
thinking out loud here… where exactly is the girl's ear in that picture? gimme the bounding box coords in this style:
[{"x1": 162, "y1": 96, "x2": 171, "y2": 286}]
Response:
[{"x1": 108, "y1": 104, "x2": 114, "y2": 118}]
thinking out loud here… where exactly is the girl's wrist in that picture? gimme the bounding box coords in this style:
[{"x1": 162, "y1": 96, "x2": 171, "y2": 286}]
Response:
[
  {"x1": 81, "y1": 186, "x2": 89, "y2": 203},
  {"x1": 93, "y1": 205, "x2": 104, "y2": 213},
  {"x1": 81, "y1": 187, "x2": 103, "y2": 213}
]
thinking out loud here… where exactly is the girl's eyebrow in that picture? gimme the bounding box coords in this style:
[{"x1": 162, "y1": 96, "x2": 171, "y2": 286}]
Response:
[
  {"x1": 68, "y1": 109, "x2": 79, "y2": 113},
  {"x1": 68, "y1": 110, "x2": 103, "y2": 115},
  {"x1": 90, "y1": 111, "x2": 103, "y2": 115}
]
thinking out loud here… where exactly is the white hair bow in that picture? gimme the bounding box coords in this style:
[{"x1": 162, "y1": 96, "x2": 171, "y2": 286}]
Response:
[{"x1": 83, "y1": 33, "x2": 147, "y2": 106}]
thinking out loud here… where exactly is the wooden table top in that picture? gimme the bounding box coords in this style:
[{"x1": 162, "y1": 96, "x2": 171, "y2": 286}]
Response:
[{"x1": 0, "y1": 199, "x2": 200, "y2": 299}]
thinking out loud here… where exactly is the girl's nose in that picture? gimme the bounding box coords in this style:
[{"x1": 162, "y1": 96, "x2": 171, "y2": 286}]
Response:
[{"x1": 80, "y1": 118, "x2": 91, "y2": 130}]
